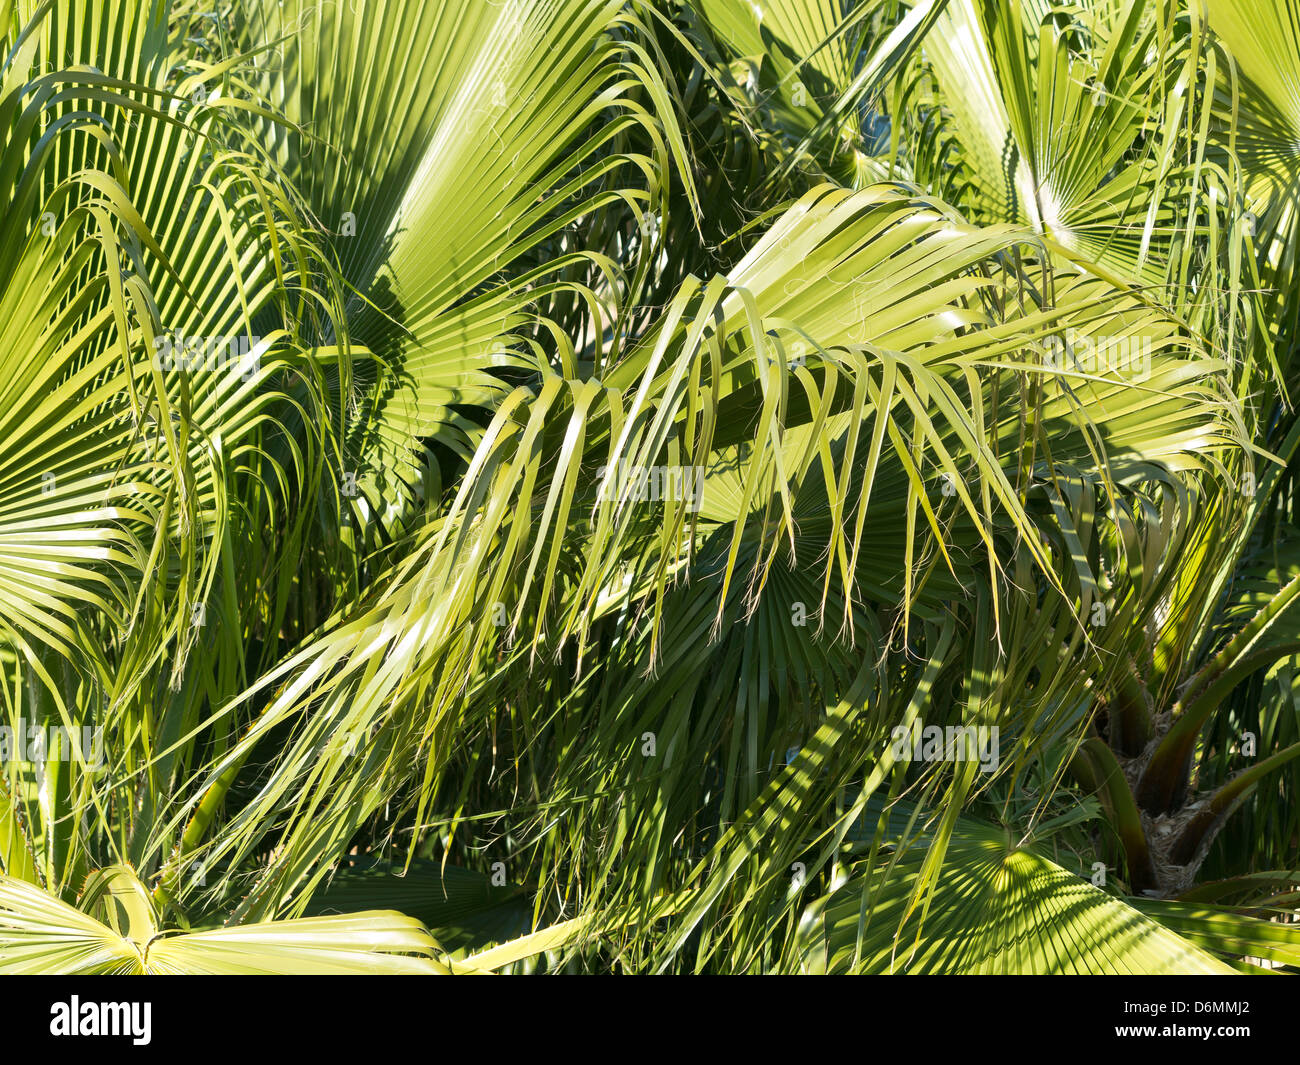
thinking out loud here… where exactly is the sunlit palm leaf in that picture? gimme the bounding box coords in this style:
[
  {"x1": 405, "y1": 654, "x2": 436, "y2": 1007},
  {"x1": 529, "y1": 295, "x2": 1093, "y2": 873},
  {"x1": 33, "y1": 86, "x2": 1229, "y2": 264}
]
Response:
[
  {"x1": 794, "y1": 816, "x2": 1236, "y2": 973},
  {"x1": 0, "y1": 870, "x2": 448, "y2": 974}
]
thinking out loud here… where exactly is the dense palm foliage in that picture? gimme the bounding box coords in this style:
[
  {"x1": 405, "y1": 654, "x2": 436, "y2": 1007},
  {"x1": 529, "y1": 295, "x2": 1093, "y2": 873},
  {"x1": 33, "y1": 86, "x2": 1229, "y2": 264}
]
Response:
[{"x1": 1, "y1": 0, "x2": 1299, "y2": 974}]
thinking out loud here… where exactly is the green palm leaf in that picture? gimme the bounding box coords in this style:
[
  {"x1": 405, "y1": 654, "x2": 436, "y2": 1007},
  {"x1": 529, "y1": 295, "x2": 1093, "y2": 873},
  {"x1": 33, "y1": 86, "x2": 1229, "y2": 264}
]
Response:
[
  {"x1": 0, "y1": 869, "x2": 448, "y2": 974},
  {"x1": 794, "y1": 815, "x2": 1236, "y2": 973}
]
